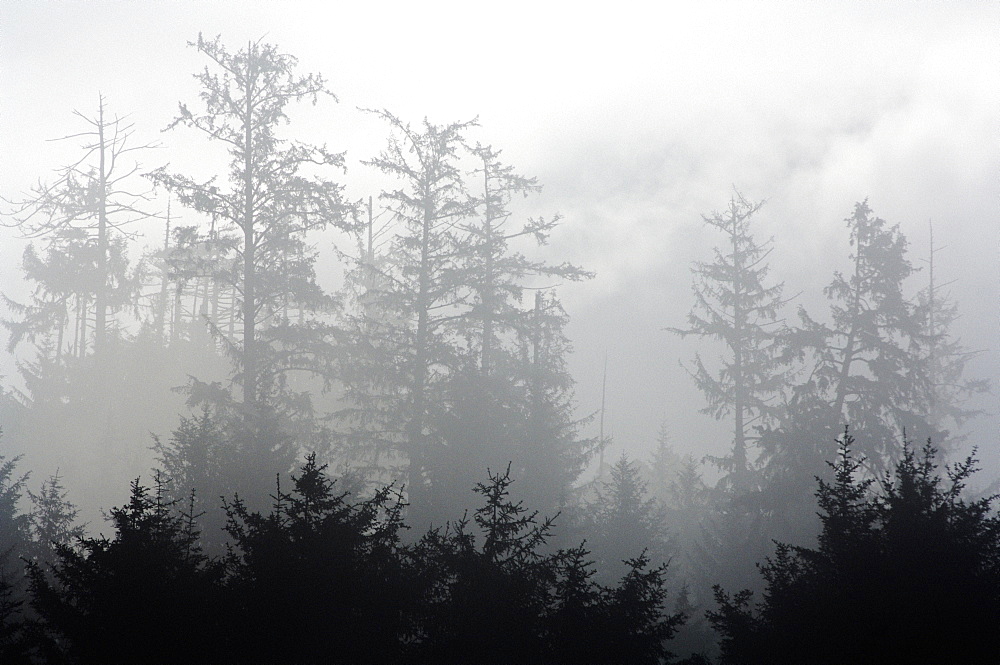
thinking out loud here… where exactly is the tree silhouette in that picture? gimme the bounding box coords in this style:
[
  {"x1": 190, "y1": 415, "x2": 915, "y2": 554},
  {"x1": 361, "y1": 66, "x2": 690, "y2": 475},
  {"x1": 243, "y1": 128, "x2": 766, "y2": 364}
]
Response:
[{"x1": 709, "y1": 431, "x2": 1000, "y2": 664}]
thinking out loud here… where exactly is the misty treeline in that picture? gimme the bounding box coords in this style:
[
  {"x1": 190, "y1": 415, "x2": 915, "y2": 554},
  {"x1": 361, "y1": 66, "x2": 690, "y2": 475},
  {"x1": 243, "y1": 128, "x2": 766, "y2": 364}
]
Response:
[{"x1": 0, "y1": 34, "x2": 992, "y2": 664}]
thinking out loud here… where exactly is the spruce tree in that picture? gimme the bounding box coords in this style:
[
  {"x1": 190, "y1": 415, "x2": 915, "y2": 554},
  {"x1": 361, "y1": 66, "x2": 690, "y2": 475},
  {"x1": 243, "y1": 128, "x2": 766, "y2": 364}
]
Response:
[{"x1": 668, "y1": 192, "x2": 788, "y2": 488}]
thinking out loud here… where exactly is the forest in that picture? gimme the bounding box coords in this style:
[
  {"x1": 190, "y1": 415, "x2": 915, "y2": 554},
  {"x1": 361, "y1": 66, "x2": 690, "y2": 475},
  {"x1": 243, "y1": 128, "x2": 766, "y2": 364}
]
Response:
[{"x1": 0, "y1": 15, "x2": 998, "y2": 665}]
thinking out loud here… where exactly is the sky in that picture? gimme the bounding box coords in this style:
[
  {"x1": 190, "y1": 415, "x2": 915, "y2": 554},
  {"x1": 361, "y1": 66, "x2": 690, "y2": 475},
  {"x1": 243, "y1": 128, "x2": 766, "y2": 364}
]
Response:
[{"x1": 1, "y1": 1, "x2": 998, "y2": 474}]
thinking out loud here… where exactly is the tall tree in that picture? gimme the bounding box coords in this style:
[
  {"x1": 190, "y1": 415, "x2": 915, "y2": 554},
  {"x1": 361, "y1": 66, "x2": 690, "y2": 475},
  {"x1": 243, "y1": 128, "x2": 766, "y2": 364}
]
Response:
[
  {"x1": 150, "y1": 34, "x2": 350, "y2": 412},
  {"x1": 3, "y1": 95, "x2": 154, "y2": 356},
  {"x1": 668, "y1": 192, "x2": 789, "y2": 487},
  {"x1": 770, "y1": 201, "x2": 934, "y2": 478},
  {"x1": 337, "y1": 110, "x2": 476, "y2": 513}
]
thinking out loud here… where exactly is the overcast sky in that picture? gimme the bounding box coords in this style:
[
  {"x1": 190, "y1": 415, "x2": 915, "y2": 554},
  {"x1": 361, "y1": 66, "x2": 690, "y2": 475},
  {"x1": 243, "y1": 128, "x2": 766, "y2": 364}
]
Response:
[{"x1": 2, "y1": 1, "x2": 998, "y2": 469}]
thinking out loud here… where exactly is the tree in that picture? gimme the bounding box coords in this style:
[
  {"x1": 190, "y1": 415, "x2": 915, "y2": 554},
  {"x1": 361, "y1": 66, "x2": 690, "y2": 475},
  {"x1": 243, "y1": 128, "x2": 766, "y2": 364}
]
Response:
[
  {"x1": 337, "y1": 110, "x2": 477, "y2": 514},
  {"x1": 916, "y1": 220, "x2": 989, "y2": 443},
  {"x1": 407, "y1": 464, "x2": 683, "y2": 664},
  {"x1": 27, "y1": 474, "x2": 225, "y2": 664},
  {"x1": 3, "y1": 95, "x2": 154, "y2": 356},
  {"x1": 583, "y1": 454, "x2": 672, "y2": 584},
  {"x1": 708, "y1": 432, "x2": 1000, "y2": 664},
  {"x1": 222, "y1": 453, "x2": 411, "y2": 665},
  {"x1": 757, "y1": 201, "x2": 937, "y2": 543},
  {"x1": 150, "y1": 34, "x2": 350, "y2": 412},
  {"x1": 669, "y1": 192, "x2": 789, "y2": 487},
  {"x1": 0, "y1": 449, "x2": 30, "y2": 664},
  {"x1": 26, "y1": 470, "x2": 86, "y2": 566}
]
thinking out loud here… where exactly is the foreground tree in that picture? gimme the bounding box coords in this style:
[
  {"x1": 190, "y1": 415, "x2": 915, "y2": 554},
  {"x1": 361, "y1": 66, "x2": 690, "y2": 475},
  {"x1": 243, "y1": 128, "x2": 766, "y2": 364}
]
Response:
[
  {"x1": 27, "y1": 475, "x2": 225, "y2": 664},
  {"x1": 709, "y1": 432, "x2": 1000, "y2": 664},
  {"x1": 408, "y1": 464, "x2": 683, "y2": 665}
]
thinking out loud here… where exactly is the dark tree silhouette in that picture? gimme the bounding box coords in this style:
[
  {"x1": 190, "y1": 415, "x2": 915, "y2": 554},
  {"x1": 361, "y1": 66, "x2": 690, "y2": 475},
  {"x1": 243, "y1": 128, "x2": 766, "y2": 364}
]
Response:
[
  {"x1": 27, "y1": 474, "x2": 225, "y2": 665},
  {"x1": 709, "y1": 431, "x2": 1000, "y2": 664},
  {"x1": 222, "y1": 453, "x2": 412, "y2": 665}
]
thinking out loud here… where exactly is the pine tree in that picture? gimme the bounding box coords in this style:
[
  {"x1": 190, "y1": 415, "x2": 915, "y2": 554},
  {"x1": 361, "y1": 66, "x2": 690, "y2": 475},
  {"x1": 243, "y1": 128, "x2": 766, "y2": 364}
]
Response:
[
  {"x1": 2, "y1": 95, "x2": 154, "y2": 356},
  {"x1": 584, "y1": 454, "x2": 672, "y2": 583},
  {"x1": 336, "y1": 110, "x2": 477, "y2": 516},
  {"x1": 27, "y1": 473, "x2": 225, "y2": 664},
  {"x1": 708, "y1": 433, "x2": 1000, "y2": 664},
  {"x1": 26, "y1": 470, "x2": 86, "y2": 566},
  {"x1": 149, "y1": 34, "x2": 350, "y2": 413},
  {"x1": 668, "y1": 192, "x2": 789, "y2": 488}
]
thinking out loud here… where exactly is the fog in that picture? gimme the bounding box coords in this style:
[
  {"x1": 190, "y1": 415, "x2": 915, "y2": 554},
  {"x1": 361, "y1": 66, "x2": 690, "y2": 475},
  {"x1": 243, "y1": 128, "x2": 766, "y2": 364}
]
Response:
[{"x1": 0, "y1": 3, "x2": 998, "y2": 662}]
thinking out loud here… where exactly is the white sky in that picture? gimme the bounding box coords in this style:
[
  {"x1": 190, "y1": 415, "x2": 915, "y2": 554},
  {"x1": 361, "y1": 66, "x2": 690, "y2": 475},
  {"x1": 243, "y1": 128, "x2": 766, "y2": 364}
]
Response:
[{"x1": 2, "y1": 1, "x2": 998, "y2": 469}]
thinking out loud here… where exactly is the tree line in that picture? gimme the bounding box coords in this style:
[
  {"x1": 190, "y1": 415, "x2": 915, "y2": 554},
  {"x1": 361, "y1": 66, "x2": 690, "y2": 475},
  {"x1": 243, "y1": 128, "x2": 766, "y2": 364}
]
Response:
[{"x1": 0, "y1": 34, "x2": 992, "y2": 663}]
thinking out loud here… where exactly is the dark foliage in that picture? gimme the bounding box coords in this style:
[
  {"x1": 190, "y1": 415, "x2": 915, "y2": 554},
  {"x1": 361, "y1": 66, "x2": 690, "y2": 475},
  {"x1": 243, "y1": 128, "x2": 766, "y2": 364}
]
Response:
[
  {"x1": 407, "y1": 464, "x2": 682, "y2": 665},
  {"x1": 222, "y1": 453, "x2": 411, "y2": 665},
  {"x1": 27, "y1": 474, "x2": 225, "y2": 664},
  {"x1": 709, "y1": 431, "x2": 1000, "y2": 664}
]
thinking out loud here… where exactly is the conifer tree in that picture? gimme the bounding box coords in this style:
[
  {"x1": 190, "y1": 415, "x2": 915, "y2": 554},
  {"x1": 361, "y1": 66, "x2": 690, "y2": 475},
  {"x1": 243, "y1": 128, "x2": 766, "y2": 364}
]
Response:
[
  {"x1": 669, "y1": 192, "x2": 788, "y2": 487},
  {"x1": 26, "y1": 470, "x2": 85, "y2": 566},
  {"x1": 149, "y1": 34, "x2": 350, "y2": 413},
  {"x1": 3, "y1": 95, "x2": 154, "y2": 356},
  {"x1": 337, "y1": 111, "x2": 476, "y2": 514}
]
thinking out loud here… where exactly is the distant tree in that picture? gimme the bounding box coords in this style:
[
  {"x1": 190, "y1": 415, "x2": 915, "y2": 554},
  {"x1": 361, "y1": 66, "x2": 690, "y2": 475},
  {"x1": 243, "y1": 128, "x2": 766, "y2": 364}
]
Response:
[
  {"x1": 149, "y1": 34, "x2": 351, "y2": 412},
  {"x1": 0, "y1": 449, "x2": 30, "y2": 664},
  {"x1": 25, "y1": 470, "x2": 85, "y2": 566},
  {"x1": 584, "y1": 454, "x2": 672, "y2": 583},
  {"x1": 27, "y1": 474, "x2": 225, "y2": 664},
  {"x1": 708, "y1": 432, "x2": 1000, "y2": 664},
  {"x1": 668, "y1": 192, "x2": 789, "y2": 488},
  {"x1": 3, "y1": 95, "x2": 154, "y2": 356},
  {"x1": 337, "y1": 110, "x2": 477, "y2": 515},
  {"x1": 916, "y1": 220, "x2": 989, "y2": 442},
  {"x1": 757, "y1": 201, "x2": 939, "y2": 543}
]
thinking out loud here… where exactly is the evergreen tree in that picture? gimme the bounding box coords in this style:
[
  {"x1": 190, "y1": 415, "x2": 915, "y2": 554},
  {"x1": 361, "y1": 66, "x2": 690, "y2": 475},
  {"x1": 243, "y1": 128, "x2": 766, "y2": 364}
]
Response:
[
  {"x1": 337, "y1": 110, "x2": 477, "y2": 517},
  {"x1": 584, "y1": 454, "x2": 672, "y2": 584},
  {"x1": 149, "y1": 34, "x2": 350, "y2": 413},
  {"x1": 0, "y1": 449, "x2": 30, "y2": 664},
  {"x1": 708, "y1": 432, "x2": 1000, "y2": 664},
  {"x1": 757, "y1": 201, "x2": 938, "y2": 543},
  {"x1": 27, "y1": 473, "x2": 225, "y2": 664},
  {"x1": 26, "y1": 470, "x2": 86, "y2": 566},
  {"x1": 3, "y1": 95, "x2": 154, "y2": 356},
  {"x1": 668, "y1": 192, "x2": 788, "y2": 487},
  {"x1": 407, "y1": 464, "x2": 683, "y2": 665},
  {"x1": 222, "y1": 453, "x2": 411, "y2": 665}
]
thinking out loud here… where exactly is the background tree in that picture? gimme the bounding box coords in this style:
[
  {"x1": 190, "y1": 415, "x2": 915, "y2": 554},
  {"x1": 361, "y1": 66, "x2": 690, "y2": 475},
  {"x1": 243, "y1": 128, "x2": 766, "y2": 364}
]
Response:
[
  {"x1": 757, "y1": 201, "x2": 936, "y2": 543},
  {"x1": 3, "y1": 95, "x2": 154, "y2": 356},
  {"x1": 668, "y1": 192, "x2": 789, "y2": 489},
  {"x1": 582, "y1": 454, "x2": 672, "y2": 584},
  {"x1": 25, "y1": 470, "x2": 86, "y2": 566},
  {"x1": 337, "y1": 110, "x2": 476, "y2": 518},
  {"x1": 149, "y1": 34, "x2": 350, "y2": 413}
]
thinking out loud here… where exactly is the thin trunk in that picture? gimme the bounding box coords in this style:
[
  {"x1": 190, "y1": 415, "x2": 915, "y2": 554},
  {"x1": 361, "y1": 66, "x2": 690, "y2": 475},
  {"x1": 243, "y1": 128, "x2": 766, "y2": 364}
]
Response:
[
  {"x1": 156, "y1": 200, "x2": 172, "y2": 340},
  {"x1": 407, "y1": 186, "x2": 433, "y2": 507},
  {"x1": 242, "y1": 69, "x2": 257, "y2": 411},
  {"x1": 481, "y1": 159, "x2": 495, "y2": 375},
  {"x1": 95, "y1": 96, "x2": 109, "y2": 353},
  {"x1": 731, "y1": 209, "x2": 747, "y2": 477}
]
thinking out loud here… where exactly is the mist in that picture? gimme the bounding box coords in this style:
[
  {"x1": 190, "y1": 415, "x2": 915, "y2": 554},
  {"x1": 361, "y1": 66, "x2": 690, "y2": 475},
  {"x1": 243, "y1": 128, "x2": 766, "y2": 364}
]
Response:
[{"x1": 0, "y1": 3, "x2": 997, "y2": 663}]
